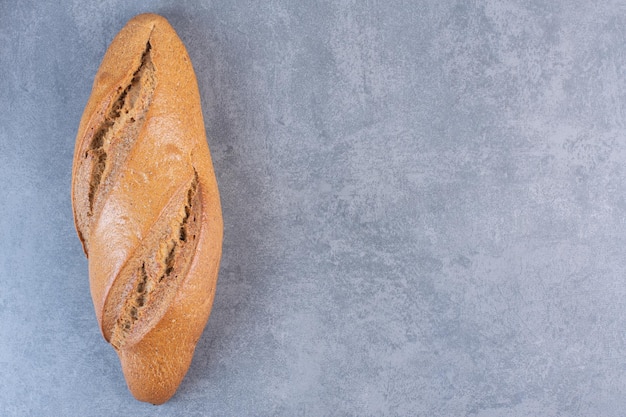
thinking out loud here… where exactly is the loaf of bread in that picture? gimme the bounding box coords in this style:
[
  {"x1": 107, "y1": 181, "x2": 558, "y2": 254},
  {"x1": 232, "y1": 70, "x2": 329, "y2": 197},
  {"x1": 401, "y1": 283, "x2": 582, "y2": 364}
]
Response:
[{"x1": 71, "y1": 14, "x2": 223, "y2": 404}]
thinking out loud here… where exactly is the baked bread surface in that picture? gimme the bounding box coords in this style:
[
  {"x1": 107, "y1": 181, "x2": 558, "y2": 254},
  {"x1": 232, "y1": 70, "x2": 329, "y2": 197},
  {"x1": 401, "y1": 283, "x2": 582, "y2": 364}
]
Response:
[{"x1": 71, "y1": 13, "x2": 223, "y2": 404}]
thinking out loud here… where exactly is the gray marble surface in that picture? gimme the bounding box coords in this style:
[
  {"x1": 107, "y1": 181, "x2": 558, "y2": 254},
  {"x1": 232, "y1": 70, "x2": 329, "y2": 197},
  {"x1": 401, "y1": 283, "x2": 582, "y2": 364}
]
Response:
[{"x1": 2, "y1": 0, "x2": 626, "y2": 415}]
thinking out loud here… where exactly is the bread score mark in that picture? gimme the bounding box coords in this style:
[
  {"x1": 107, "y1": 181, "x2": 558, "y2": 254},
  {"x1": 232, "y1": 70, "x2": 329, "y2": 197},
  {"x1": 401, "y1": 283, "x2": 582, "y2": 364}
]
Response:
[
  {"x1": 76, "y1": 40, "x2": 156, "y2": 252},
  {"x1": 109, "y1": 172, "x2": 202, "y2": 349}
]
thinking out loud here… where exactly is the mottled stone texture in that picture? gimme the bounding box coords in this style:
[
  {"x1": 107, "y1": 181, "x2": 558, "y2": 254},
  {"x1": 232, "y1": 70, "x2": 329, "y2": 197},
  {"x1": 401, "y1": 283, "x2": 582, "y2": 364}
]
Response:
[{"x1": 2, "y1": 0, "x2": 626, "y2": 415}]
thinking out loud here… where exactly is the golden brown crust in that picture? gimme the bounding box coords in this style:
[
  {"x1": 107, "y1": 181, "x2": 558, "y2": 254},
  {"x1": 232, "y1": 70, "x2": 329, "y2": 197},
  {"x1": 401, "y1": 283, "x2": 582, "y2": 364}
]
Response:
[{"x1": 71, "y1": 13, "x2": 223, "y2": 405}]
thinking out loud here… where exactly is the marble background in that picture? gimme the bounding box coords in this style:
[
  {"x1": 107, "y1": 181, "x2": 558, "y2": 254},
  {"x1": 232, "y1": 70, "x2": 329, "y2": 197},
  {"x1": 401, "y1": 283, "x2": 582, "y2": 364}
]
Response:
[{"x1": 2, "y1": 0, "x2": 626, "y2": 415}]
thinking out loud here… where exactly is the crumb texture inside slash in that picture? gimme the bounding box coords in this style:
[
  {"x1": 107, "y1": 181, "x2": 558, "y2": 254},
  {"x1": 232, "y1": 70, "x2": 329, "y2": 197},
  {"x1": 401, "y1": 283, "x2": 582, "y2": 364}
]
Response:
[
  {"x1": 110, "y1": 173, "x2": 202, "y2": 349},
  {"x1": 75, "y1": 40, "x2": 156, "y2": 251}
]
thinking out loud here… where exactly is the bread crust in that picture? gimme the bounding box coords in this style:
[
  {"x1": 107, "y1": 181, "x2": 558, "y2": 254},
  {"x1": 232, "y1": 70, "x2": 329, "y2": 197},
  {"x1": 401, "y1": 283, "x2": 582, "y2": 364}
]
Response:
[{"x1": 71, "y1": 14, "x2": 223, "y2": 404}]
